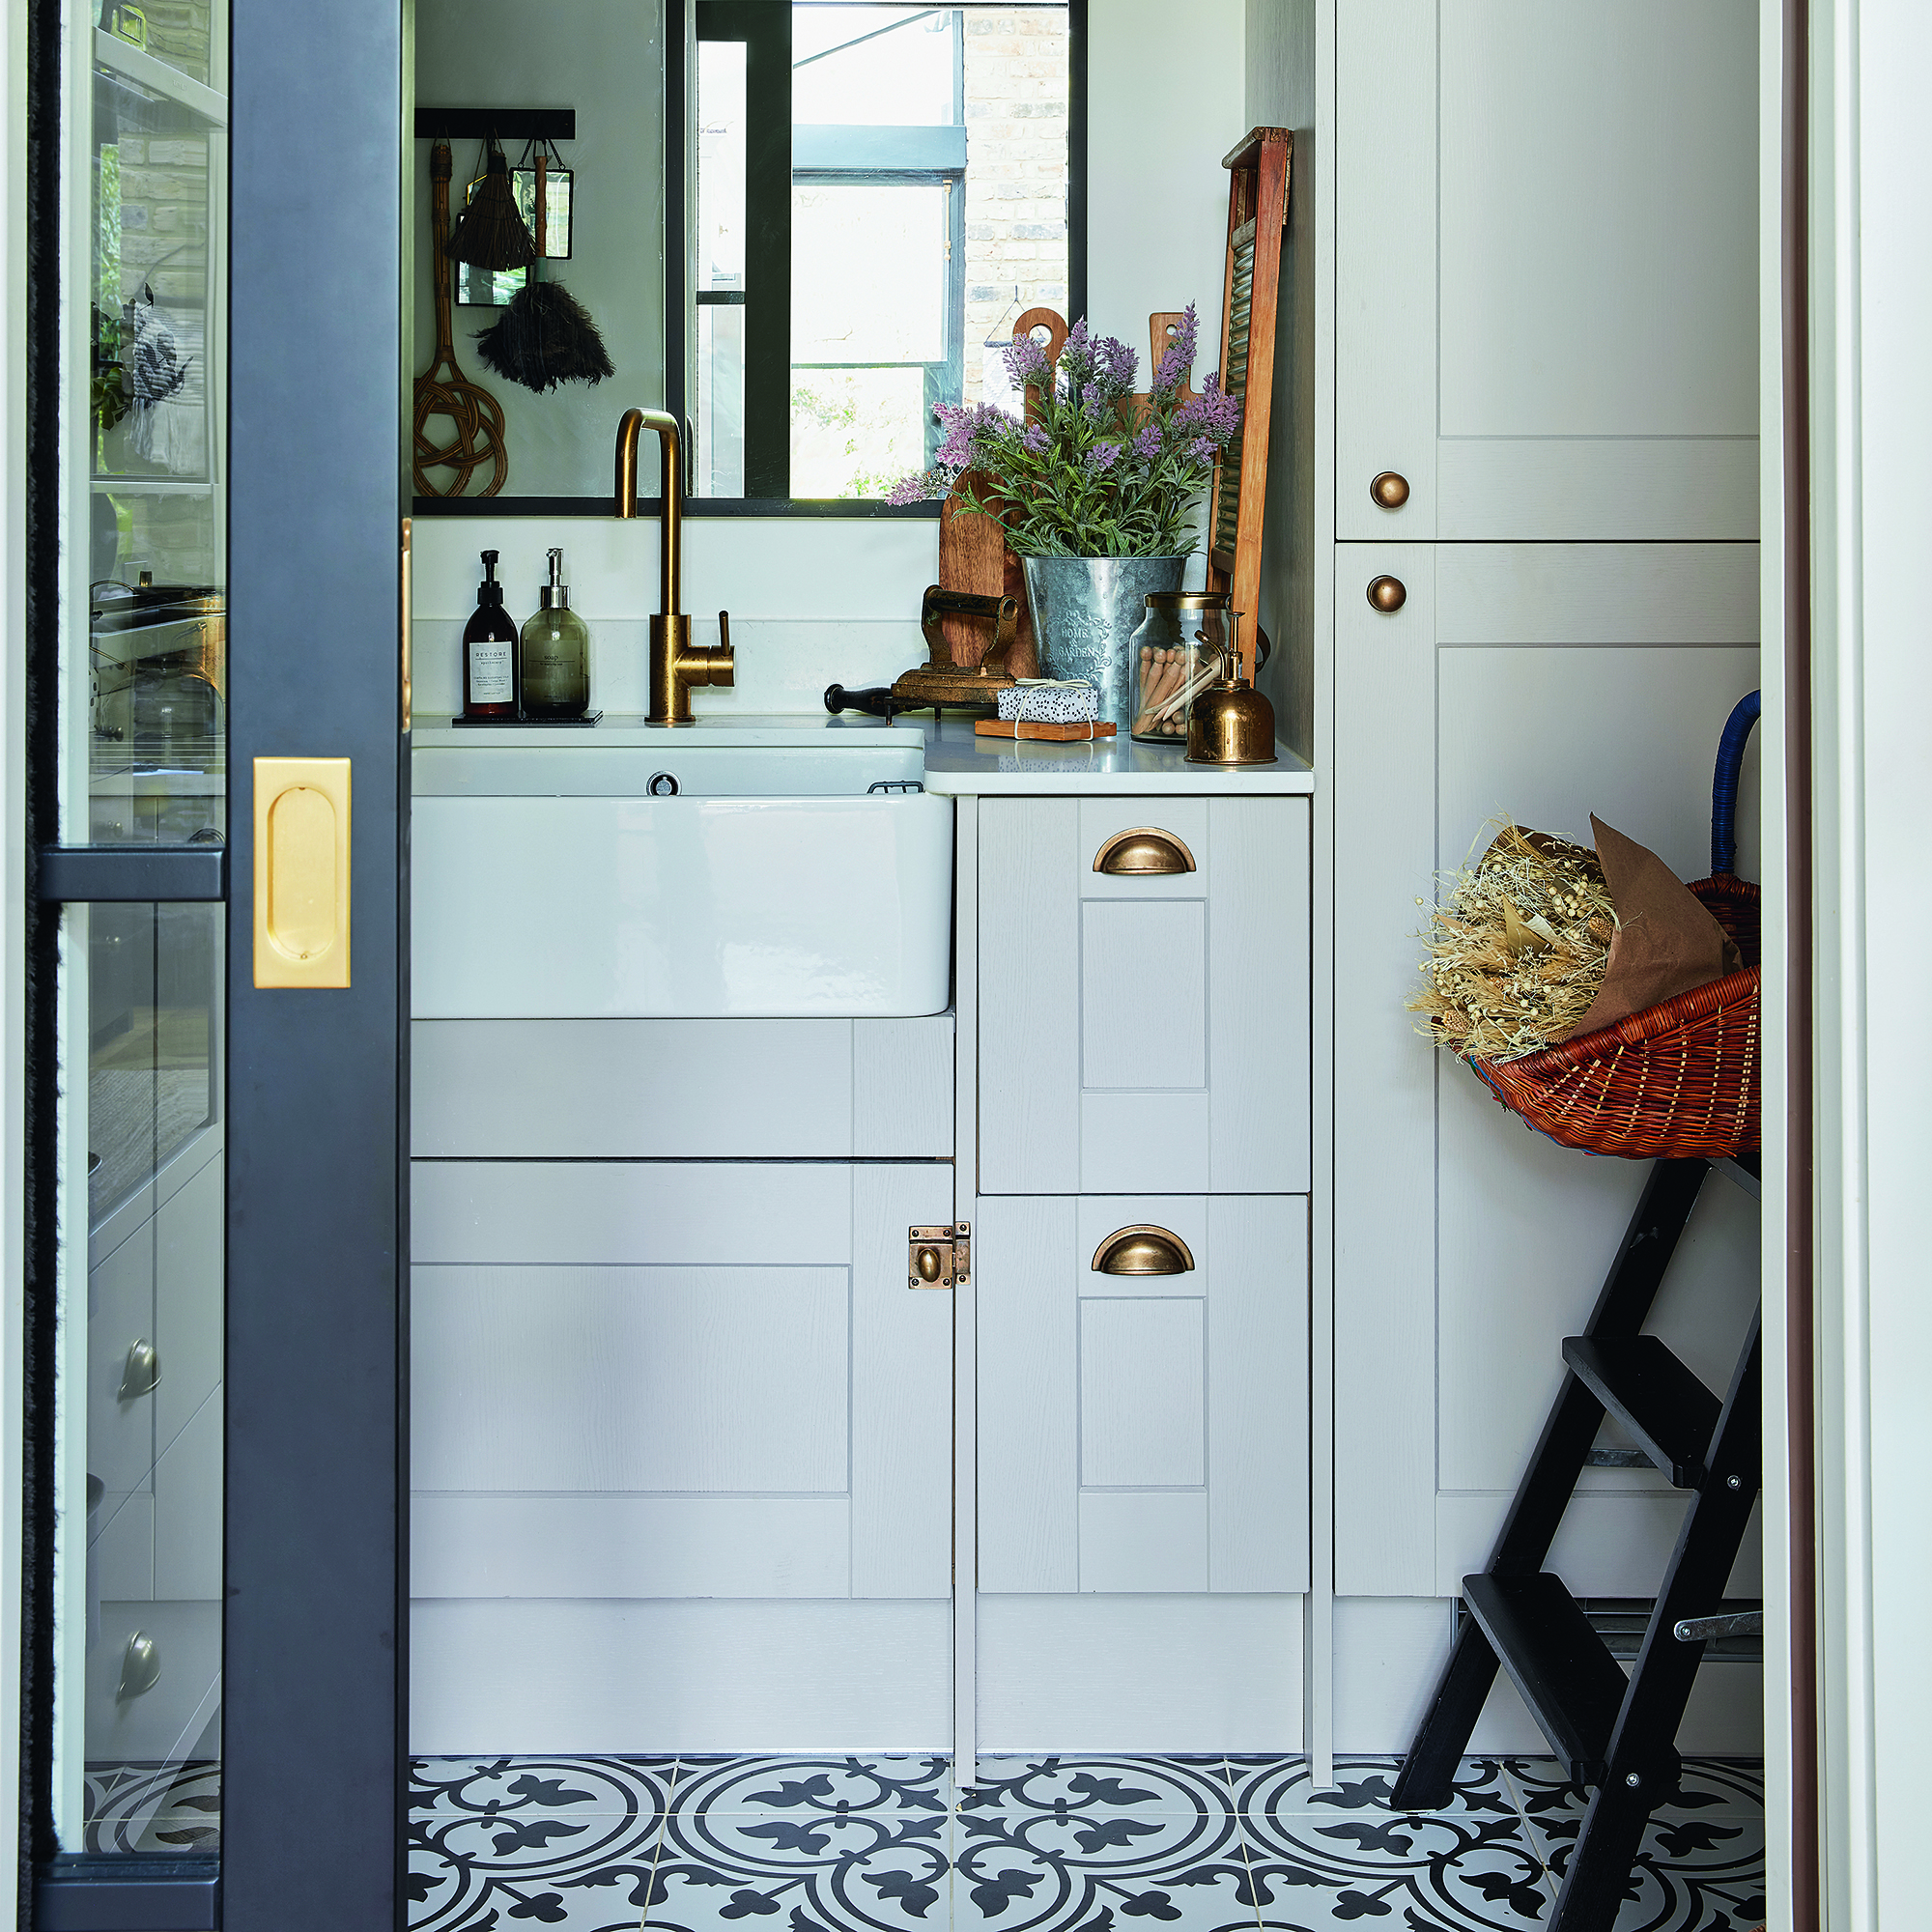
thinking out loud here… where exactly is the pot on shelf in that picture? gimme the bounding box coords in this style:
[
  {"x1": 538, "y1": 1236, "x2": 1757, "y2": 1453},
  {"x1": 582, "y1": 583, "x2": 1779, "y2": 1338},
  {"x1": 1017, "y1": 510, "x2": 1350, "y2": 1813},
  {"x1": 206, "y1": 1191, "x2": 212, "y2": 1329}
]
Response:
[{"x1": 1020, "y1": 554, "x2": 1186, "y2": 734}]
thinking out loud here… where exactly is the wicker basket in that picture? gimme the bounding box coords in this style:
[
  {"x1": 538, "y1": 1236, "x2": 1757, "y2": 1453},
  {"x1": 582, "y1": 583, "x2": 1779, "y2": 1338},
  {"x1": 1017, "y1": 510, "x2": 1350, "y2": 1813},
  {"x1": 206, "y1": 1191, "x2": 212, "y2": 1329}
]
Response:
[{"x1": 1470, "y1": 695, "x2": 1762, "y2": 1161}]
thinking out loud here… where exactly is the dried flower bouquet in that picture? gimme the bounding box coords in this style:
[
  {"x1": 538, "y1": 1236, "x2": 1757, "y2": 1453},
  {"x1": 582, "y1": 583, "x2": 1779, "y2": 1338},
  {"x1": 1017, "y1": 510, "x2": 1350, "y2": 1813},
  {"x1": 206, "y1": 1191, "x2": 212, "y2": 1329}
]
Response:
[
  {"x1": 887, "y1": 305, "x2": 1240, "y2": 557},
  {"x1": 1408, "y1": 821, "x2": 1619, "y2": 1062}
]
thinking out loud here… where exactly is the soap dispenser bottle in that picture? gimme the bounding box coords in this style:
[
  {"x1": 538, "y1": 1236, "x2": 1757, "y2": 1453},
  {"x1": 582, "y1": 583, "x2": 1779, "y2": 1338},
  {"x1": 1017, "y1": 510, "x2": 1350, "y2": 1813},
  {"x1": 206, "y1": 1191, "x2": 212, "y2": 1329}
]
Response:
[
  {"x1": 462, "y1": 549, "x2": 520, "y2": 721},
  {"x1": 519, "y1": 548, "x2": 592, "y2": 720}
]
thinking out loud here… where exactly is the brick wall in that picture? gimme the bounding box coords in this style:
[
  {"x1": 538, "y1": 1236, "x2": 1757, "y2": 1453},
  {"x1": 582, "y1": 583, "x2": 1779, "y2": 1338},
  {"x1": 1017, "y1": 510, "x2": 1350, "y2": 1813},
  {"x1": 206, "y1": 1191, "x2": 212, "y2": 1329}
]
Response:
[{"x1": 963, "y1": 8, "x2": 1069, "y2": 408}]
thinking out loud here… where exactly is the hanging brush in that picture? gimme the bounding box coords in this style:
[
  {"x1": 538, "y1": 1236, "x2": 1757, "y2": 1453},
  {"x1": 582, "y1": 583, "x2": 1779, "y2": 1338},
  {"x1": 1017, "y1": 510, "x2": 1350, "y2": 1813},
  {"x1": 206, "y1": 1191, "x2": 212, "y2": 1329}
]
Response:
[
  {"x1": 473, "y1": 139, "x2": 613, "y2": 393},
  {"x1": 446, "y1": 136, "x2": 536, "y2": 271}
]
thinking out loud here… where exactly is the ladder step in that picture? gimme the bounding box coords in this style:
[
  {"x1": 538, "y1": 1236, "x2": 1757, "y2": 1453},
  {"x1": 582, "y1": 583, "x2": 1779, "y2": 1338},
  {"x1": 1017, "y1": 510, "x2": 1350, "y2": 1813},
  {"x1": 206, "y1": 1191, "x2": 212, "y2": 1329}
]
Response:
[
  {"x1": 1562, "y1": 1335, "x2": 1721, "y2": 1489},
  {"x1": 1463, "y1": 1573, "x2": 1629, "y2": 1786}
]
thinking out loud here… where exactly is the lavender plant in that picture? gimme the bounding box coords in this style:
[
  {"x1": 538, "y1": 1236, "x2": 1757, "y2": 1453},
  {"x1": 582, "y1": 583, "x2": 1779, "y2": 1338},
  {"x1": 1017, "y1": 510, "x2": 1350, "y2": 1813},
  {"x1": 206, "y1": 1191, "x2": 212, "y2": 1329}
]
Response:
[{"x1": 886, "y1": 305, "x2": 1240, "y2": 558}]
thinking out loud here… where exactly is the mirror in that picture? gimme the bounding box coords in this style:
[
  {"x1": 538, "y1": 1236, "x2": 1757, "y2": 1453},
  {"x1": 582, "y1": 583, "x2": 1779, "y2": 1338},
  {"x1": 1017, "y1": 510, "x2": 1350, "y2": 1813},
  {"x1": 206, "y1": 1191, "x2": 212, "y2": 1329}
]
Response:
[
  {"x1": 411, "y1": 0, "x2": 666, "y2": 505},
  {"x1": 411, "y1": 1, "x2": 1079, "y2": 512}
]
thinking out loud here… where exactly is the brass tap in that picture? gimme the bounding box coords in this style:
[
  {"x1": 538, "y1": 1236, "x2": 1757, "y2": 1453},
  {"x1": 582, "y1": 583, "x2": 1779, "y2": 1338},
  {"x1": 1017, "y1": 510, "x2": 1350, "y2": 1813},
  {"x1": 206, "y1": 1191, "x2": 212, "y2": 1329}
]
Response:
[{"x1": 614, "y1": 408, "x2": 734, "y2": 724}]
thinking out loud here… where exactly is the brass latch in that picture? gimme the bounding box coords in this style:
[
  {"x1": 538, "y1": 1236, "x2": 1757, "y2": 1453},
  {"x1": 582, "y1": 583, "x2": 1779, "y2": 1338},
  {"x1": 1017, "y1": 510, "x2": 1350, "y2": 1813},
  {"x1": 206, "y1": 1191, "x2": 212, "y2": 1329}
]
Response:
[{"x1": 909, "y1": 1223, "x2": 970, "y2": 1290}]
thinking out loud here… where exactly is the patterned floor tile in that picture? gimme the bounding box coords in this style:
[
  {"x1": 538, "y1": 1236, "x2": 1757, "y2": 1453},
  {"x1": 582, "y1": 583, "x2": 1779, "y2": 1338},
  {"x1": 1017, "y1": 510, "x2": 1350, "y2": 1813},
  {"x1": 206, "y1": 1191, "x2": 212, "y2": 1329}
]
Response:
[
  {"x1": 84, "y1": 1760, "x2": 221, "y2": 1855},
  {"x1": 1505, "y1": 1758, "x2": 1767, "y2": 1932},
  {"x1": 1240, "y1": 1804, "x2": 1552, "y2": 1931},
  {"x1": 649, "y1": 1796, "x2": 952, "y2": 1931},
  {"x1": 1230, "y1": 1757, "x2": 1518, "y2": 1826},
  {"x1": 410, "y1": 1756, "x2": 676, "y2": 1932},
  {"x1": 952, "y1": 1758, "x2": 1255, "y2": 1931},
  {"x1": 399, "y1": 1753, "x2": 1769, "y2": 1932}
]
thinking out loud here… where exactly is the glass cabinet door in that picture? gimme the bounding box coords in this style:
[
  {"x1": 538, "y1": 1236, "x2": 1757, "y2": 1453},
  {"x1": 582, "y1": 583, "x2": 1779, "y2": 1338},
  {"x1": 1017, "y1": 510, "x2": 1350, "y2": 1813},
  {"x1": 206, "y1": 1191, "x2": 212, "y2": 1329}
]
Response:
[{"x1": 50, "y1": 0, "x2": 231, "y2": 1875}]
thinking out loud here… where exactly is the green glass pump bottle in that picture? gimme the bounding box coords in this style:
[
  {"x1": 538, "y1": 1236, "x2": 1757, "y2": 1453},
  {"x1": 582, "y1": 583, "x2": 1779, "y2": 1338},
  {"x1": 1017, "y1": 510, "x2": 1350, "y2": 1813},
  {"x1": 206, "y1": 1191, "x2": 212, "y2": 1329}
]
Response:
[{"x1": 518, "y1": 548, "x2": 591, "y2": 720}]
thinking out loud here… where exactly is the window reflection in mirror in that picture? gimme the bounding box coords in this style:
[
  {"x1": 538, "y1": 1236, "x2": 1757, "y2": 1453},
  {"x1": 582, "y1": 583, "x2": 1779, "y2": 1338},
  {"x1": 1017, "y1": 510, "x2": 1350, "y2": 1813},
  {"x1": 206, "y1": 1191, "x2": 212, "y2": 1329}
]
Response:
[{"x1": 686, "y1": 1, "x2": 1076, "y2": 505}]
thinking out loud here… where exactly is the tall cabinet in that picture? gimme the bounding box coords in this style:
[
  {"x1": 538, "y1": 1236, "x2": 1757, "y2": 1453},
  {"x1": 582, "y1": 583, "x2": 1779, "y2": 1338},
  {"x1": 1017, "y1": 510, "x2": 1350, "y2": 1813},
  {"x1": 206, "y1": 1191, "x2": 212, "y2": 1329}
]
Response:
[{"x1": 1277, "y1": 0, "x2": 1765, "y2": 1748}]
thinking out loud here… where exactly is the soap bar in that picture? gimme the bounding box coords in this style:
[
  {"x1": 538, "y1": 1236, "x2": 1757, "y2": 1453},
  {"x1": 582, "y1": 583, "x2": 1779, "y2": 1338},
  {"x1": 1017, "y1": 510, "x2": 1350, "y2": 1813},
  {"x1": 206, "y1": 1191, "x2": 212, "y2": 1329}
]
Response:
[{"x1": 996, "y1": 678, "x2": 1098, "y2": 724}]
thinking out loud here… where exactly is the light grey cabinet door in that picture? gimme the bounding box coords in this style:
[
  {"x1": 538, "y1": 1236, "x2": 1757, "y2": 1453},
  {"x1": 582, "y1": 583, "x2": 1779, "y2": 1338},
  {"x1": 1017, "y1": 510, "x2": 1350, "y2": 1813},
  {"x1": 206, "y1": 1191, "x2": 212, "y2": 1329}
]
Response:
[
  {"x1": 1332, "y1": 541, "x2": 1763, "y2": 1599},
  {"x1": 1335, "y1": 0, "x2": 1757, "y2": 542},
  {"x1": 979, "y1": 797, "x2": 1311, "y2": 1195},
  {"x1": 978, "y1": 1194, "x2": 1309, "y2": 1596}
]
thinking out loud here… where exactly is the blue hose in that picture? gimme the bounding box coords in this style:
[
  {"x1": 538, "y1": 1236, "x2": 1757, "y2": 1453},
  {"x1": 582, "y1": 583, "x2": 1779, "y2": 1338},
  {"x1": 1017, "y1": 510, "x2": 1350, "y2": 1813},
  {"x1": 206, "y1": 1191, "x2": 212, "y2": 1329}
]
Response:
[{"x1": 1711, "y1": 691, "x2": 1761, "y2": 878}]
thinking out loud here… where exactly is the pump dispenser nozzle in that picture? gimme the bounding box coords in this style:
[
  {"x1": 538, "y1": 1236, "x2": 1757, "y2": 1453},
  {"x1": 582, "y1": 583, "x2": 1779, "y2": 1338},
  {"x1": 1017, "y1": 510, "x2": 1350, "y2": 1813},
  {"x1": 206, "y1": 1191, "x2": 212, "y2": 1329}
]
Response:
[
  {"x1": 539, "y1": 546, "x2": 569, "y2": 611},
  {"x1": 476, "y1": 549, "x2": 504, "y2": 603}
]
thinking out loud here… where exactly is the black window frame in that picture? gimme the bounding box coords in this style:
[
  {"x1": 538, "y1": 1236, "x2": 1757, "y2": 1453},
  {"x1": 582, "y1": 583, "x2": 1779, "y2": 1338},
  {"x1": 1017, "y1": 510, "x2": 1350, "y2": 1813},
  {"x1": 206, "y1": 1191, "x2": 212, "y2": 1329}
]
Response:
[{"x1": 668, "y1": 0, "x2": 1088, "y2": 518}]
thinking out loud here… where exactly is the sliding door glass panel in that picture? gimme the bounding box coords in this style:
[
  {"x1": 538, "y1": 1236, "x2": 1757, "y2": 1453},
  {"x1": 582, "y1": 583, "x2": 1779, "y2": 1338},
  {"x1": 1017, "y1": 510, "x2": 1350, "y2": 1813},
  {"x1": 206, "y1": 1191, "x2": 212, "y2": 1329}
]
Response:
[{"x1": 51, "y1": 0, "x2": 229, "y2": 1866}]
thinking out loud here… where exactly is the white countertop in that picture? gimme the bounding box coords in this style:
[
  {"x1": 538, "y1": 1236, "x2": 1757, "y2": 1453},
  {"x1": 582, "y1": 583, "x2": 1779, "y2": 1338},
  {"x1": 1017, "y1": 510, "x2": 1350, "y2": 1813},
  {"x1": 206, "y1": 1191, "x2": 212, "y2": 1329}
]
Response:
[{"x1": 411, "y1": 712, "x2": 1315, "y2": 797}]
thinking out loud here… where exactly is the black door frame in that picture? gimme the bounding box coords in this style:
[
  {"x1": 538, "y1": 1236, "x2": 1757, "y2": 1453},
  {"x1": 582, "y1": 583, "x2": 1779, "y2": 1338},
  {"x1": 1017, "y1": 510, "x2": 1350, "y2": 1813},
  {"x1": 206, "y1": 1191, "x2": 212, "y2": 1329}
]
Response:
[{"x1": 20, "y1": 0, "x2": 409, "y2": 1921}]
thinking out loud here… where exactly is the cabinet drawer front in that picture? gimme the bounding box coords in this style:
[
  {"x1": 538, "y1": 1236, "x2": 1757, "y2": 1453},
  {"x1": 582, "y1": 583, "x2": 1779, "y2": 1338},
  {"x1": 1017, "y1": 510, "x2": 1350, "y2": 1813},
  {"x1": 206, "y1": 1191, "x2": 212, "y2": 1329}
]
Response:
[
  {"x1": 977, "y1": 1195, "x2": 1310, "y2": 1596},
  {"x1": 980, "y1": 798, "x2": 1309, "y2": 1194},
  {"x1": 411, "y1": 1160, "x2": 952, "y2": 1602}
]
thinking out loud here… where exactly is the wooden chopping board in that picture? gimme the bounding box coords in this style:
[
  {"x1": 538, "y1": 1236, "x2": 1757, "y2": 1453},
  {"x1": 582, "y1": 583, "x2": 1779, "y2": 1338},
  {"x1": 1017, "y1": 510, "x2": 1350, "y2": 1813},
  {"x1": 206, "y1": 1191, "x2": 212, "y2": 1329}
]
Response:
[{"x1": 935, "y1": 308, "x2": 1070, "y2": 678}]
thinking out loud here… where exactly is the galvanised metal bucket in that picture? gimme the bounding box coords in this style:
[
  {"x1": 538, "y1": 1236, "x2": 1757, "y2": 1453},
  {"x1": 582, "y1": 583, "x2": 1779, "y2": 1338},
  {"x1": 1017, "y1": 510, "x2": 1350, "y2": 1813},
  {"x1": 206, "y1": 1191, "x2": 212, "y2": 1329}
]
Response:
[{"x1": 1020, "y1": 554, "x2": 1188, "y2": 733}]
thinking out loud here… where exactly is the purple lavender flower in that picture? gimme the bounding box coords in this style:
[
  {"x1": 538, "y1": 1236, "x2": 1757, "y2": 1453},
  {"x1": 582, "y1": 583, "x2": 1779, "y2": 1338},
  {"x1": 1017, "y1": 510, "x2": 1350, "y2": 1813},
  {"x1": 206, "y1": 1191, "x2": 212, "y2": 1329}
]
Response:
[
  {"x1": 1186, "y1": 435, "x2": 1216, "y2": 464},
  {"x1": 1133, "y1": 422, "x2": 1162, "y2": 460},
  {"x1": 1096, "y1": 334, "x2": 1137, "y2": 393},
  {"x1": 884, "y1": 467, "x2": 947, "y2": 506},
  {"x1": 1151, "y1": 302, "x2": 1199, "y2": 398},
  {"x1": 934, "y1": 399, "x2": 1018, "y2": 471},
  {"x1": 1003, "y1": 330, "x2": 1053, "y2": 390},
  {"x1": 1086, "y1": 440, "x2": 1121, "y2": 474},
  {"x1": 1173, "y1": 370, "x2": 1241, "y2": 444},
  {"x1": 1023, "y1": 421, "x2": 1051, "y2": 456},
  {"x1": 1058, "y1": 318, "x2": 1094, "y2": 387}
]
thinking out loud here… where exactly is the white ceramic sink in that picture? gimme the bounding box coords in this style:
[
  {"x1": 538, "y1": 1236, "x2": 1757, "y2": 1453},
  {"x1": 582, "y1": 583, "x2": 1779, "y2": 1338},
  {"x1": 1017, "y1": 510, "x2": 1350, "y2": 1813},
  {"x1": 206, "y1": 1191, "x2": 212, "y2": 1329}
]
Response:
[{"x1": 412, "y1": 728, "x2": 952, "y2": 1018}]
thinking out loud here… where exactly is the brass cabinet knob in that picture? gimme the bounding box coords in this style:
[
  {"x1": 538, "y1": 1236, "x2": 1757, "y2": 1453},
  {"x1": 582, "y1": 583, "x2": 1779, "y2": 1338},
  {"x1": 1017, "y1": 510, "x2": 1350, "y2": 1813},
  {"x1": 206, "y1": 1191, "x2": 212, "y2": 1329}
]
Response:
[
  {"x1": 1367, "y1": 576, "x2": 1407, "y2": 613},
  {"x1": 1093, "y1": 828, "x2": 1197, "y2": 875},
  {"x1": 1091, "y1": 1225, "x2": 1196, "y2": 1276},
  {"x1": 1370, "y1": 470, "x2": 1410, "y2": 509}
]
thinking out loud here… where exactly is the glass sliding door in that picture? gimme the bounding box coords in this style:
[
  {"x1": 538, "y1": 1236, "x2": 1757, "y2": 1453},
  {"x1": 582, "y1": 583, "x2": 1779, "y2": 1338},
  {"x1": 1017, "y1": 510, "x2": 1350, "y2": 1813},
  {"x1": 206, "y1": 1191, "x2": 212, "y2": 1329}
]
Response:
[
  {"x1": 25, "y1": 0, "x2": 408, "y2": 1921},
  {"x1": 43, "y1": 0, "x2": 231, "y2": 1883}
]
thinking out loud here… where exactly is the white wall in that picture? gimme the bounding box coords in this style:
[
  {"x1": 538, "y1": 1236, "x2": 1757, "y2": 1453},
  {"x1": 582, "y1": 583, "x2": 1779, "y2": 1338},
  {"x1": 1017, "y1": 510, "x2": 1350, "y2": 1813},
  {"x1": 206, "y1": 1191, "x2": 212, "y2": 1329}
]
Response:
[
  {"x1": 411, "y1": 0, "x2": 1253, "y2": 709},
  {"x1": 1809, "y1": 0, "x2": 1932, "y2": 1922}
]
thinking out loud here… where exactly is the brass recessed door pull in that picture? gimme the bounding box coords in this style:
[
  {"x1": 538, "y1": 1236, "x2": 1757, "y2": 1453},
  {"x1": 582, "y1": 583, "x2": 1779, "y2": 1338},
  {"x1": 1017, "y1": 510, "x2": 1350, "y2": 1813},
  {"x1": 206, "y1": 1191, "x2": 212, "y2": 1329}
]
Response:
[{"x1": 254, "y1": 757, "x2": 352, "y2": 988}]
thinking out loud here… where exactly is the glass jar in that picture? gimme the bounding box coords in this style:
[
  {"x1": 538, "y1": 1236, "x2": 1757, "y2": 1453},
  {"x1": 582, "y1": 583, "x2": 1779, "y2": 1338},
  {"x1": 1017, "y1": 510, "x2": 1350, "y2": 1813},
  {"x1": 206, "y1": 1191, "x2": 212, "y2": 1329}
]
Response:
[{"x1": 1130, "y1": 593, "x2": 1239, "y2": 744}]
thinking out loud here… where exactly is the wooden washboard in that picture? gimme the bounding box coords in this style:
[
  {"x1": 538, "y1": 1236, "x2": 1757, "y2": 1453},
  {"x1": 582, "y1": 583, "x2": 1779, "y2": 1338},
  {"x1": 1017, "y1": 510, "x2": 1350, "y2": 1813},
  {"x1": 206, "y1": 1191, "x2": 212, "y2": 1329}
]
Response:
[{"x1": 1208, "y1": 128, "x2": 1291, "y2": 675}]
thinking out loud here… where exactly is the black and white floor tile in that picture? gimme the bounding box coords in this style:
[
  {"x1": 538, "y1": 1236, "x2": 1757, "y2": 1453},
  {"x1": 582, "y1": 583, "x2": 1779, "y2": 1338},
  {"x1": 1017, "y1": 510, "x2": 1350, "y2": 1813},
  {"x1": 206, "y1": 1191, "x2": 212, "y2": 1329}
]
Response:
[
  {"x1": 406, "y1": 1754, "x2": 1766, "y2": 1932},
  {"x1": 83, "y1": 1759, "x2": 221, "y2": 1855}
]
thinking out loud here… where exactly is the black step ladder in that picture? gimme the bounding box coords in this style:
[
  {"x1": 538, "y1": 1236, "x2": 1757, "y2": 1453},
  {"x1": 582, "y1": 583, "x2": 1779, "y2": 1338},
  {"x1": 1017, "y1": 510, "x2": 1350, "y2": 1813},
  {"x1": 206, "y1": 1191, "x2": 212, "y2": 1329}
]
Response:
[{"x1": 1390, "y1": 1155, "x2": 1762, "y2": 1931}]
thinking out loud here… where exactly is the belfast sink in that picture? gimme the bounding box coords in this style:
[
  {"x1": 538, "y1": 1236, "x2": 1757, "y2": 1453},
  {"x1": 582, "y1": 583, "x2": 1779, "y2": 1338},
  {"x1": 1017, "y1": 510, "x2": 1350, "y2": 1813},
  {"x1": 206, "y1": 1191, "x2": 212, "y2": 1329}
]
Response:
[{"x1": 412, "y1": 727, "x2": 952, "y2": 1018}]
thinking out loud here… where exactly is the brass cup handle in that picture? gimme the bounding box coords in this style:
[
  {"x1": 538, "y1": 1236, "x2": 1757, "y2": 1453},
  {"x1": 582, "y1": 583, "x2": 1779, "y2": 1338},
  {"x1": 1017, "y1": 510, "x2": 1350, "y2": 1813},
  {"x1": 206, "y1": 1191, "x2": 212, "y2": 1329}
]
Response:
[
  {"x1": 1093, "y1": 827, "x2": 1197, "y2": 876},
  {"x1": 1370, "y1": 470, "x2": 1410, "y2": 509},
  {"x1": 1092, "y1": 1225, "x2": 1196, "y2": 1276},
  {"x1": 1367, "y1": 576, "x2": 1407, "y2": 613}
]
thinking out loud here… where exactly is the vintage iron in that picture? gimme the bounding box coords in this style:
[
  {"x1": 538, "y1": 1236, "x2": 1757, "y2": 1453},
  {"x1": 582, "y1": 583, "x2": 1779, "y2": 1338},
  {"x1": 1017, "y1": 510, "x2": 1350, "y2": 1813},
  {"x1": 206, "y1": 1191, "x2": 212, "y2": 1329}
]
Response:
[{"x1": 825, "y1": 584, "x2": 1019, "y2": 718}]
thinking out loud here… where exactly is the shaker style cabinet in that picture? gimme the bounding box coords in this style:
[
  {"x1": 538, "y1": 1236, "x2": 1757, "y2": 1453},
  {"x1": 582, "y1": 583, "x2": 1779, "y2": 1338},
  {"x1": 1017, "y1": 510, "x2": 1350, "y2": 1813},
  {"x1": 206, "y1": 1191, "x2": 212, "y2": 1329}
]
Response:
[
  {"x1": 975, "y1": 794, "x2": 1313, "y2": 1644},
  {"x1": 978, "y1": 1193, "x2": 1310, "y2": 1597},
  {"x1": 978, "y1": 798, "x2": 1311, "y2": 1195},
  {"x1": 1322, "y1": 0, "x2": 1765, "y2": 1651},
  {"x1": 1335, "y1": 0, "x2": 1757, "y2": 544}
]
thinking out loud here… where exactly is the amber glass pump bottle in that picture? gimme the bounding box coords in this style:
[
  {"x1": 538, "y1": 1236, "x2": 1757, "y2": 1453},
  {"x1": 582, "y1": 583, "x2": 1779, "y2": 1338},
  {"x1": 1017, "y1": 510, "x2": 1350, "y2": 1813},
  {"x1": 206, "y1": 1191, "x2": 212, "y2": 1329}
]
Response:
[{"x1": 462, "y1": 550, "x2": 519, "y2": 721}]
